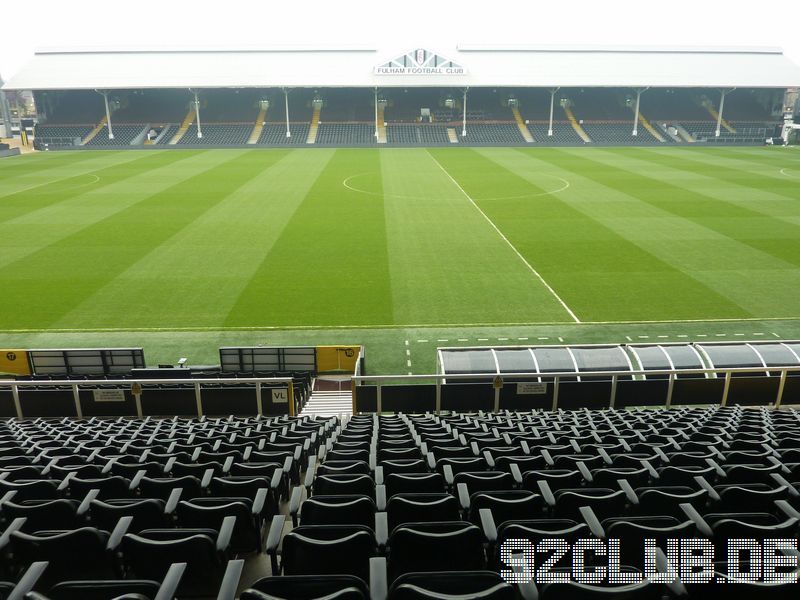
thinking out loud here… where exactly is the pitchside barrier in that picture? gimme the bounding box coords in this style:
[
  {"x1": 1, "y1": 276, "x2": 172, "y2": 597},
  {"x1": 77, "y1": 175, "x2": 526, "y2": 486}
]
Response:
[
  {"x1": 0, "y1": 377, "x2": 296, "y2": 419},
  {"x1": 352, "y1": 366, "x2": 800, "y2": 413}
]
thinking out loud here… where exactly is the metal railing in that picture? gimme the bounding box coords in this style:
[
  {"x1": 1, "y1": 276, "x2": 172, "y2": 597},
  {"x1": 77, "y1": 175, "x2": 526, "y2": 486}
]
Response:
[
  {"x1": 0, "y1": 377, "x2": 295, "y2": 420},
  {"x1": 353, "y1": 365, "x2": 800, "y2": 414}
]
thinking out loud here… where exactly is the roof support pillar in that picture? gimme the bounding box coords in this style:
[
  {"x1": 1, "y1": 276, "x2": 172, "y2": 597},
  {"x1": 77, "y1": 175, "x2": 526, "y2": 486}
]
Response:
[
  {"x1": 98, "y1": 90, "x2": 114, "y2": 140},
  {"x1": 374, "y1": 87, "x2": 379, "y2": 140},
  {"x1": 715, "y1": 88, "x2": 734, "y2": 138},
  {"x1": 632, "y1": 87, "x2": 647, "y2": 136},
  {"x1": 192, "y1": 90, "x2": 202, "y2": 139},
  {"x1": 284, "y1": 88, "x2": 291, "y2": 138},
  {"x1": 548, "y1": 88, "x2": 559, "y2": 137},
  {"x1": 462, "y1": 88, "x2": 468, "y2": 137}
]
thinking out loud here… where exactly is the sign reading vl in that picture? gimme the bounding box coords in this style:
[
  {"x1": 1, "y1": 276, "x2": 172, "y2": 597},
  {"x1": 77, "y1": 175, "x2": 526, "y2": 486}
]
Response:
[{"x1": 375, "y1": 49, "x2": 466, "y2": 76}]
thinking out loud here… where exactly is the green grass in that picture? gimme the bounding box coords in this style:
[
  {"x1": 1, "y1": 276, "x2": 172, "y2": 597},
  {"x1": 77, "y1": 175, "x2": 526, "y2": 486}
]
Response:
[{"x1": 1, "y1": 145, "x2": 800, "y2": 374}]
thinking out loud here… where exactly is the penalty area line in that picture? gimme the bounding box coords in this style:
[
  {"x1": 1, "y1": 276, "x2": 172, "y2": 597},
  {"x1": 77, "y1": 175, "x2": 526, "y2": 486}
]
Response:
[{"x1": 425, "y1": 149, "x2": 581, "y2": 324}]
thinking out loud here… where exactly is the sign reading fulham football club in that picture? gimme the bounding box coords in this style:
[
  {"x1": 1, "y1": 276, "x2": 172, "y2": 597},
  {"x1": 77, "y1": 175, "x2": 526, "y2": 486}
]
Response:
[{"x1": 374, "y1": 49, "x2": 466, "y2": 76}]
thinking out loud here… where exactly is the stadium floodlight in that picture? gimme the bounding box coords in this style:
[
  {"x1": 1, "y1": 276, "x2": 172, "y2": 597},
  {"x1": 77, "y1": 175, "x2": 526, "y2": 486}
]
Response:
[{"x1": 715, "y1": 88, "x2": 735, "y2": 137}]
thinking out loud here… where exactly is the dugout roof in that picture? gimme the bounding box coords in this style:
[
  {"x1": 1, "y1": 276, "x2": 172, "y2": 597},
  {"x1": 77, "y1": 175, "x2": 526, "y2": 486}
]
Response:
[{"x1": 4, "y1": 44, "x2": 800, "y2": 91}]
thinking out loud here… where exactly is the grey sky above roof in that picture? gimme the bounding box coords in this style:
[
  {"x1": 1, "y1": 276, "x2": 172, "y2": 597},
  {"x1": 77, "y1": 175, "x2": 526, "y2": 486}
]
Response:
[{"x1": 1, "y1": 0, "x2": 799, "y2": 86}]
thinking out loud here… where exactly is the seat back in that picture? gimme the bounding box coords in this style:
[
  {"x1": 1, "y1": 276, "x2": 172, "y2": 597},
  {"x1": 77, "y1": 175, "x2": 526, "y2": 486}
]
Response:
[
  {"x1": 387, "y1": 521, "x2": 485, "y2": 580},
  {"x1": 386, "y1": 494, "x2": 460, "y2": 531},
  {"x1": 299, "y1": 495, "x2": 377, "y2": 528},
  {"x1": 281, "y1": 525, "x2": 377, "y2": 583}
]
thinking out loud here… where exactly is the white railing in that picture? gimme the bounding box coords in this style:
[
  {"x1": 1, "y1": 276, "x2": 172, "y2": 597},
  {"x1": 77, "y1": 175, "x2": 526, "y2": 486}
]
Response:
[
  {"x1": 0, "y1": 377, "x2": 295, "y2": 420},
  {"x1": 352, "y1": 365, "x2": 800, "y2": 414}
]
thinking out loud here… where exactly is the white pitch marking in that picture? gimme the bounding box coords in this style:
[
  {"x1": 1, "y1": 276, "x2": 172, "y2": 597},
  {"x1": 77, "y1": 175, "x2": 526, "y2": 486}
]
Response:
[
  {"x1": 438, "y1": 339, "x2": 449, "y2": 342},
  {"x1": 772, "y1": 333, "x2": 781, "y2": 338},
  {"x1": 406, "y1": 349, "x2": 411, "y2": 356},
  {"x1": 478, "y1": 338, "x2": 489, "y2": 342},
  {"x1": 734, "y1": 333, "x2": 745, "y2": 337},
  {"x1": 538, "y1": 337, "x2": 549, "y2": 340},
  {"x1": 405, "y1": 340, "x2": 409, "y2": 346},
  {"x1": 7, "y1": 316, "x2": 800, "y2": 334},
  {"x1": 498, "y1": 337, "x2": 509, "y2": 341},
  {"x1": 457, "y1": 338, "x2": 469, "y2": 342},
  {"x1": 715, "y1": 334, "x2": 726, "y2": 337},
  {"x1": 677, "y1": 335, "x2": 688, "y2": 338},
  {"x1": 779, "y1": 168, "x2": 800, "y2": 179},
  {"x1": 638, "y1": 335, "x2": 649, "y2": 339},
  {"x1": 625, "y1": 336, "x2": 633, "y2": 341},
  {"x1": 517, "y1": 337, "x2": 529, "y2": 341},
  {"x1": 343, "y1": 171, "x2": 571, "y2": 201},
  {"x1": 0, "y1": 173, "x2": 101, "y2": 198},
  {"x1": 697, "y1": 334, "x2": 707, "y2": 337},
  {"x1": 407, "y1": 360, "x2": 411, "y2": 368},
  {"x1": 427, "y1": 150, "x2": 581, "y2": 324},
  {"x1": 558, "y1": 337, "x2": 564, "y2": 342},
  {"x1": 753, "y1": 333, "x2": 764, "y2": 336},
  {"x1": 657, "y1": 335, "x2": 668, "y2": 339},
  {"x1": 417, "y1": 339, "x2": 428, "y2": 343}
]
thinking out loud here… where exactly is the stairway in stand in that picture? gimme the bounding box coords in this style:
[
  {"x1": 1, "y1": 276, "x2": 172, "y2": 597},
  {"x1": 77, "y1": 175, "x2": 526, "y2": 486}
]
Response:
[
  {"x1": 81, "y1": 117, "x2": 108, "y2": 146},
  {"x1": 511, "y1": 106, "x2": 534, "y2": 142},
  {"x1": 562, "y1": 106, "x2": 592, "y2": 143},
  {"x1": 169, "y1": 109, "x2": 196, "y2": 144},
  {"x1": 301, "y1": 382, "x2": 353, "y2": 418},
  {"x1": 248, "y1": 106, "x2": 268, "y2": 144},
  {"x1": 306, "y1": 105, "x2": 322, "y2": 144}
]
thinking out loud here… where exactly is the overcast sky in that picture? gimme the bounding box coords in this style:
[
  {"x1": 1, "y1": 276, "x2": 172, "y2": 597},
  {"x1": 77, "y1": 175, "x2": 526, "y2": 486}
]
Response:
[{"x1": 2, "y1": 0, "x2": 799, "y2": 83}]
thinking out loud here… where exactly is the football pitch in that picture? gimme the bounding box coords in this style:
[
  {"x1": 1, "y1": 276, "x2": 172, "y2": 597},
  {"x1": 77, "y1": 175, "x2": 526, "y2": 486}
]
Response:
[{"x1": 2, "y1": 145, "x2": 800, "y2": 375}]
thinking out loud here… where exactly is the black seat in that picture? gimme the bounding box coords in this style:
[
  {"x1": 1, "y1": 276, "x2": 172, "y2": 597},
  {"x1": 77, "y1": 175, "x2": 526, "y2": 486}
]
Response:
[
  {"x1": 387, "y1": 521, "x2": 485, "y2": 581},
  {"x1": 88, "y1": 498, "x2": 169, "y2": 533},
  {"x1": 295, "y1": 494, "x2": 377, "y2": 529},
  {"x1": 385, "y1": 494, "x2": 460, "y2": 531},
  {"x1": 311, "y1": 475, "x2": 375, "y2": 499},
  {"x1": 120, "y1": 520, "x2": 234, "y2": 597},
  {"x1": 388, "y1": 571, "x2": 515, "y2": 600},
  {"x1": 276, "y1": 524, "x2": 378, "y2": 584},
  {"x1": 175, "y1": 499, "x2": 262, "y2": 553},
  {"x1": 241, "y1": 574, "x2": 369, "y2": 600},
  {"x1": 8, "y1": 527, "x2": 117, "y2": 588},
  {"x1": 466, "y1": 490, "x2": 544, "y2": 526},
  {"x1": 383, "y1": 473, "x2": 444, "y2": 498},
  {"x1": 1, "y1": 498, "x2": 80, "y2": 532}
]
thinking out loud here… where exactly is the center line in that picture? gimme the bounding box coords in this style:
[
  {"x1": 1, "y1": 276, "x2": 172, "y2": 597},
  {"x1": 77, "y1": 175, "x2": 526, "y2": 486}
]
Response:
[{"x1": 426, "y1": 150, "x2": 581, "y2": 324}]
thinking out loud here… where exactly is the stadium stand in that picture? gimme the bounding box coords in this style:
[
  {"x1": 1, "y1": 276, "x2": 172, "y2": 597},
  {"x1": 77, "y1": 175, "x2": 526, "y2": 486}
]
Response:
[
  {"x1": 2, "y1": 405, "x2": 800, "y2": 598},
  {"x1": 462, "y1": 123, "x2": 525, "y2": 145},
  {"x1": 257, "y1": 123, "x2": 311, "y2": 145},
  {"x1": 527, "y1": 122, "x2": 586, "y2": 144},
  {"x1": 176, "y1": 123, "x2": 254, "y2": 145},
  {"x1": 581, "y1": 122, "x2": 666, "y2": 145},
  {"x1": 316, "y1": 123, "x2": 375, "y2": 145},
  {"x1": 25, "y1": 85, "x2": 785, "y2": 148},
  {"x1": 33, "y1": 124, "x2": 94, "y2": 147},
  {"x1": 386, "y1": 123, "x2": 451, "y2": 145},
  {"x1": 84, "y1": 124, "x2": 148, "y2": 147}
]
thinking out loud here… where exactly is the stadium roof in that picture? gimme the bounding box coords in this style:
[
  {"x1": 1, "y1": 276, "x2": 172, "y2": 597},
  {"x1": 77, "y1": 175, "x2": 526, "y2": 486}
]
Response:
[{"x1": 3, "y1": 44, "x2": 800, "y2": 90}]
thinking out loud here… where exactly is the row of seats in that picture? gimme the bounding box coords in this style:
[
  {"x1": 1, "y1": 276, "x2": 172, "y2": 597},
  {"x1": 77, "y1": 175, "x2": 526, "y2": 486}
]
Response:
[
  {"x1": 259, "y1": 406, "x2": 800, "y2": 598},
  {"x1": 581, "y1": 123, "x2": 667, "y2": 145},
  {"x1": 3, "y1": 407, "x2": 800, "y2": 598},
  {"x1": 0, "y1": 414, "x2": 334, "y2": 597},
  {"x1": 316, "y1": 124, "x2": 376, "y2": 145},
  {"x1": 176, "y1": 124, "x2": 254, "y2": 145},
  {"x1": 385, "y1": 124, "x2": 450, "y2": 145},
  {"x1": 84, "y1": 125, "x2": 148, "y2": 147}
]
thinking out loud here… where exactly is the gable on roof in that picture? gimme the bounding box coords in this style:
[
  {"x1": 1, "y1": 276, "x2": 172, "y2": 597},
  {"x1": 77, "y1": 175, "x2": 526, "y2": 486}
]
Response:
[{"x1": 374, "y1": 49, "x2": 466, "y2": 75}]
